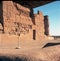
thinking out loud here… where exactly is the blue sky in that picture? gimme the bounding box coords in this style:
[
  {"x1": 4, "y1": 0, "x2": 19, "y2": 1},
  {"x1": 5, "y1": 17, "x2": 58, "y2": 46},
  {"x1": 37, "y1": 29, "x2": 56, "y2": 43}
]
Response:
[{"x1": 33, "y1": 1, "x2": 60, "y2": 36}]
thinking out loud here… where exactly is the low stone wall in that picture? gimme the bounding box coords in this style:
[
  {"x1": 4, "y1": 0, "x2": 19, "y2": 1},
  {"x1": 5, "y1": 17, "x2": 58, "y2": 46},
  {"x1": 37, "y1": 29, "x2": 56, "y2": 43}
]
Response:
[
  {"x1": 0, "y1": 34, "x2": 18, "y2": 48},
  {"x1": 0, "y1": 32, "x2": 33, "y2": 48}
]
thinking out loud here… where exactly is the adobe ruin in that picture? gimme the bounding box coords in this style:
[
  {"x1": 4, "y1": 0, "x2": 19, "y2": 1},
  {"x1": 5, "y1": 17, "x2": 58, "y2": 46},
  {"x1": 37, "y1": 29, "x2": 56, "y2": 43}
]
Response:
[{"x1": 0, "y1": 1, "x2": 50, "y2": 41}]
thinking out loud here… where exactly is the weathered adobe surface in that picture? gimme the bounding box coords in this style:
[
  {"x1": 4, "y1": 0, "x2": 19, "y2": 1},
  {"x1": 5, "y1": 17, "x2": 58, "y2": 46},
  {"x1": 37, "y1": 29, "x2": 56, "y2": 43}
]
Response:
[
  {"x1": 2, "y1": 1, "x2": 49, "y2": 39},
  {"x1": 0, "y1": 1, "x2": 53, "y2": 48}
]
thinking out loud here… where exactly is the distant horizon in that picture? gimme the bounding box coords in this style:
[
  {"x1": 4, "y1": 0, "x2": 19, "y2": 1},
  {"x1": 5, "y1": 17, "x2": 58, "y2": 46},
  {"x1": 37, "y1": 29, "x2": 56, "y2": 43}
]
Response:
[{"x1": 33, "y1": 1, "x2": 60, "y2": 36}]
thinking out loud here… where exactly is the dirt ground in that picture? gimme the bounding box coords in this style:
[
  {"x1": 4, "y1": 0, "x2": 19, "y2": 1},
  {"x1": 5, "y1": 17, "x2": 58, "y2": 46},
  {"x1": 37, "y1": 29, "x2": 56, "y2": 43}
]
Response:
[{"x1": 0, "y1": 39, "x2": 60, "y2": 61}]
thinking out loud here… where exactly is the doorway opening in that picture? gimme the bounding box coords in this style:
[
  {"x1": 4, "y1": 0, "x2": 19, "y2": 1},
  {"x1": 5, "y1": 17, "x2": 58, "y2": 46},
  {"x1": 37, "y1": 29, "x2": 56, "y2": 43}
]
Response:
[{"x1": 33, "y1": 30, "x2": 36, "y2": 40}]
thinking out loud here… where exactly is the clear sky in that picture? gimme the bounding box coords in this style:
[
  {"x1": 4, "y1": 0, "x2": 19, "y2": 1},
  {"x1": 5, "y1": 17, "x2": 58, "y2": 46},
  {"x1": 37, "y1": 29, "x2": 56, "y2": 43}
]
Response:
[{"x1": 33, "y1": 1, "x2": 60, "y2": 36}]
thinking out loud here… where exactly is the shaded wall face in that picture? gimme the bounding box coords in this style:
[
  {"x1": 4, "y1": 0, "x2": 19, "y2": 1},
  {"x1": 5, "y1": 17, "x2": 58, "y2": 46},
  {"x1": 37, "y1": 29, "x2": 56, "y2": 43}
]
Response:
[
  {"x1": 0, "y1": 2, "x2": 3, "y2": 25},
  {"x1": 0, "y1": 2, "x2": 3, "y2": 32},
  {"x1": 44, "y1": 16, "x2": 49, "y2": 35}
]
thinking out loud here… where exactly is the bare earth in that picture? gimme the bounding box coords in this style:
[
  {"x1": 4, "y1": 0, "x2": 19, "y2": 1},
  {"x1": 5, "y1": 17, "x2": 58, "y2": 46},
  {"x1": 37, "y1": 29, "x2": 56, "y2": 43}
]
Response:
[{"x1": 0, "y1": 39, "x2": 60, "y2": 61}]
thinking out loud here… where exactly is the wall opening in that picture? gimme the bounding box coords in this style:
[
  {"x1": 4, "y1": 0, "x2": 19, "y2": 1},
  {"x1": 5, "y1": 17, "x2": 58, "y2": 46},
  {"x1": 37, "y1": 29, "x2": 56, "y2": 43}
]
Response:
[{"x1": 33, "y1": 30, "x2": 36, "y2": 40}]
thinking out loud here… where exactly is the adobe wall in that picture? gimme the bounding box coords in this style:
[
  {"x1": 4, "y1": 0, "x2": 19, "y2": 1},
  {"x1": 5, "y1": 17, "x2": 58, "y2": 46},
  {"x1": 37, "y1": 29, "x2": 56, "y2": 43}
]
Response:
[
  {"x1": 0, "y1": 1, "x2": 54, "y2": 48},
  {"x1": 0, "y1": 34, "x2": 18, "y2": 48},
  {"x1": 34, "y1": 11, "x2": 45, "y2": 40},
  {"x1": 0, "y1": 1, "x2": 50, "y2": 43},
  {"x1": 3, "y1": 1, "x2": 33, "y2": 41}
]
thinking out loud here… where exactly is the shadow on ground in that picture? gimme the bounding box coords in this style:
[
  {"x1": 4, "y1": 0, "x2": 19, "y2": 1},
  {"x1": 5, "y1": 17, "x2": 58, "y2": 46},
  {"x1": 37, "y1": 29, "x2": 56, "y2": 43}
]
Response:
[
  {"x1": 43, "y1": 42, "x2": 60, "y2": 48},
  {"x1": 0, "y1": 55, "x2": 43, "y2": 61}
]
